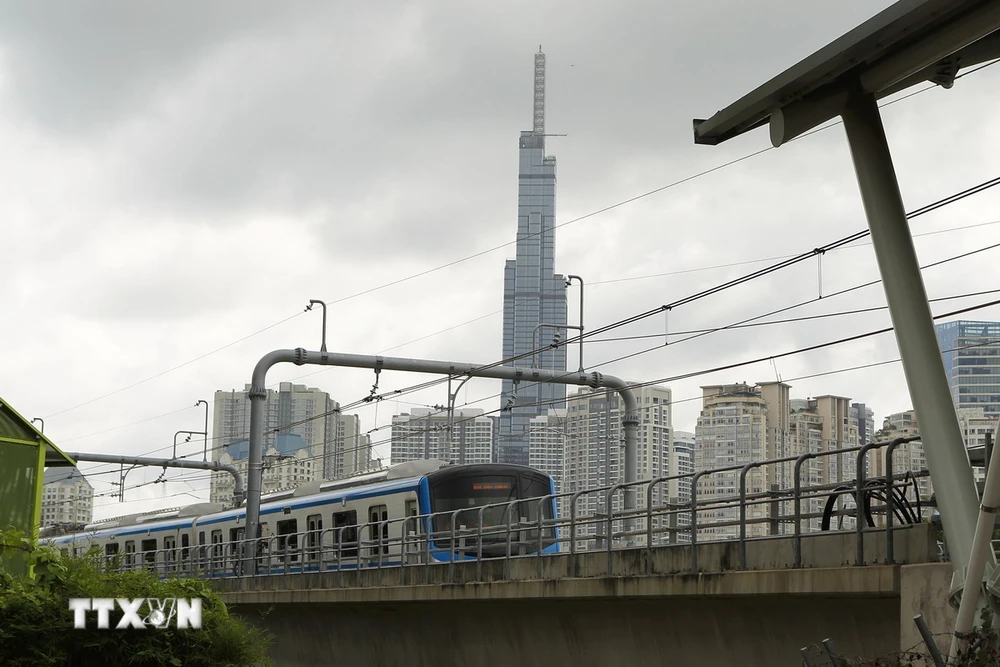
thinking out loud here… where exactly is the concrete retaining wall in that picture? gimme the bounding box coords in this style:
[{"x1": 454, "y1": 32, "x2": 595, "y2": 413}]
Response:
[{"x1": 234, "y1": 595, "x2": 899, "y2": 667}]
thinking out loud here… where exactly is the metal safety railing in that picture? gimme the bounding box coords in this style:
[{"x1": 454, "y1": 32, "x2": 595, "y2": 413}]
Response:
[{"x1": 88, "y1": 439, "x2": 929, "y2": 585}]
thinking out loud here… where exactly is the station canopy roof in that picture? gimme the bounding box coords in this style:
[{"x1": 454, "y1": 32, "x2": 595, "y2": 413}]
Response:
[{"x1": 693, "y1": 0, "x2": 1000, "y2": 146}]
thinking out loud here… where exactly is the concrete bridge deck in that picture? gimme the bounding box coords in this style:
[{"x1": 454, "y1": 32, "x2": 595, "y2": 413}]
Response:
[{"x1": 218, "y1": 525, "x2": 956, "y2": 666}]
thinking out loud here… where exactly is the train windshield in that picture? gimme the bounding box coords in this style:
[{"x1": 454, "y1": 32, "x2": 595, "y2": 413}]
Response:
[
  {"x1": 426, "y1": 466, "x2": 556, "y2": 550},
  {"x1": 430, "y1": 474, "x2": 518, "y2": 528}
]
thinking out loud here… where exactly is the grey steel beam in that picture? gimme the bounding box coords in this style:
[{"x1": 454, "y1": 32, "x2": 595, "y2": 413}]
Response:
[
  {"x1": 243, "y1": 348, "x2": 640, "y2": 573},
  {"x1": 67, "y1": 452, "x2": 245, "y2": 506},
  {"x1": 840, "y1": 89, "x2": 987, "y2": 605}
]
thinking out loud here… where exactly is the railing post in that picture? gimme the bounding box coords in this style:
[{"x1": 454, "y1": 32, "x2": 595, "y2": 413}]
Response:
[
  {"x1": 424, "y1": 514, "x2": 433, "y2": 585},
  {"x1": 569, "y1": 491, "x2": 584, "y2": 561},
  {"x1": 738, "y1": 463, "x2": 756, "y2": 570},
  {"x1": 646, "y1": 477, "x2": 666, "y2": 574},
  {"x1": 536, "y1": 495, "x2": 550, "y2": 580},
  {"x1": 884, "y1": 438, "x2": 908, "y2": 564},
  {"x1": 793, "y1": 453, "x2": 812, "y2": 568},
  {"x1": 606, "y1": 485, "x2": 622, "y2": 576},
  {"x1": 449, "y1": 509, "x2": 461, "y2": 584},
  {"x1": 768, "y1": 483, "x2": 780, "y2": 536},
  {"x1": 855, "y1": 441, "x2": 888, "y2": 565},
  {"x1": 504, "y1": 500, "x2": 517, "y2": 580},
  {"x1": 690, "y1": 471, "x2": 707, "y2": 573},
  {"x1": 476, "y1": 505, "x2": 487, "y2": 582}
]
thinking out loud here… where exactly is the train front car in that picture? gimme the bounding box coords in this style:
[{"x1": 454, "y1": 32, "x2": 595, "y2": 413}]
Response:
[{"x1": 421, "y1": 464, "x2": 558, "y2": 560}]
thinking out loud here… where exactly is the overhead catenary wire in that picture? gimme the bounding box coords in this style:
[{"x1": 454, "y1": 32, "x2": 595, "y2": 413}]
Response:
[
  {"x1": 73, "y1": 227, "x2": 1000, "y2": 486},
  {"x1": 42, "y1": 67, "x2": 980, "y2": 423},
  {"x1": 77, "y1": 227, "x2": 1000, "y2": 481},
  {"x1": 81, "y1": 300, "x2": 1000, "y2": 514}
]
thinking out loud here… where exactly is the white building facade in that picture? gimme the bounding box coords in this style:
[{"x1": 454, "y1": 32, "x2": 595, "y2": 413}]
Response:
[
  {"x1": 528, "y1": 409, "x2": 566, "y2": 493},
  {"x1": 390, "y1": 408, "x2": 493, "y2": 466},
  {"x1": 41, "y1": 467, "x2": 94, "y2": 528}
]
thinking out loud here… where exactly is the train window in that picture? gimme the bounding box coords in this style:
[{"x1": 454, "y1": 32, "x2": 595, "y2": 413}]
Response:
[
  {"x1": 181, "y1": 534, "x2": 190, "y2": 561},
  {"x1": 105, "y1": 543, "x2": 119, "y2": 558},
  {"x1": 333, "y1": 510, "x2": 358, "y2": 557},
  {"x1": 306, "y1": 514, "x2": 322, "y2": 561},
  {"x1": 368, "y1": 505, "x2": 388, "y2": 556},
  {"x1": 124, "y1": 540, "x2": 135, "y2": 567},
  {"x1": 60, "y1": 548, "x2": 69, "y2": 558},
  {"x1": 276, "y1": 519, "x2": 298, "y2": 561},
  {"x1": 140, "y1": 538, "x2": 157, "y2": 566}
]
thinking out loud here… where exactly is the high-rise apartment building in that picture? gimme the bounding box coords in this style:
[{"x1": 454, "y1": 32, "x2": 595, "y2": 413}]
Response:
[
  {"x1": 936, "y1": 320, "x2": 1000, "y2": 417},
  {"x1": 695, "y1": 384, "x2": 860, "y2": 539},
  {"x1": 528, "y1": 409, "x2": 566, "y2": 493},
  {"x1": 877, "y1": 409, "x2": 930, "y2": 508},
  {"x1": 788, "y1": 396, "x2": 860, "y2": 530},
  {"x1": 210, "y1": 383, "x2": 373, "y2": 502},
  {"x1": 672, "y1": 431, "x2": 696, "y2": 505},
  {"x1": 695, "y1": 384, "x2": 770, "y2": 539},
  {"x1": 390, "y1": 408, "x2": 493, "y2": 466},
  {"x1": 957, "y1": 406, "x2": 997, "y2": 482},
  {"x1": 562, "y1": 384, "x2": 672, "y2": 548},
  {"x1": 211, "y1": 433, "x2": 321, "y2": 505},
  {"x1": 498, "y1": 47, "x2": 568, "y2": 466},
  {"x1": 851, "y1": 403, "x2": 876, "y2": 446},
  {"x1": 327, "y1": 413, "x2": 374, "y2": 480},
  {"x1": 670, "y1": 430, "x2": 696, "y2": 543},
  {"x1": 41, "y1": 467, "x2": 94, "y2": 528}
]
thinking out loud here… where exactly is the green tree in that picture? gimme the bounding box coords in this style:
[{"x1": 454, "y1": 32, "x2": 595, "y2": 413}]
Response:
[{"x1": 0, "y1": 529, "x2": 272, "y2": 666}]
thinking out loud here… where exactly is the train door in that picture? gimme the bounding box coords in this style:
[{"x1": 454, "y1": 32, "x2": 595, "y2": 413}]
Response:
[
  {"x1": 368, "y1": 504, "x2": 388, "y2": 557},
  {"x1": 306, "y1": 514, "x2": 322, "y2": 564},
  {"x1": 276, "y1": 518, "x2": 298, "y2": 565},
  {"x1": 332, "y1": 510, "x2": 358, "y2": 561},
  {"x1": 140, "y1": 538, "x2": 157, "y2": 571},
  {"x1": 229, "y1": 527, "x2": 244, "y2": 571},
  {"x1": 404, "y1": 499, "x2": 420, "y2": 562},
  {"x1": 105, "y1": 542, "x2": 119, "y2": 570},
  {"x1": 163, "y1": 535, "x2": 176, "y2": 573},
  {"x1": 124, "y1": 540, "x2": 136, "y2": 570},
  {"x1": 211, "y1": 530, "x2": 223, "y2": 571},
  {"x1": 181, "y1": 533, "x2": 191, "y2": 574}
]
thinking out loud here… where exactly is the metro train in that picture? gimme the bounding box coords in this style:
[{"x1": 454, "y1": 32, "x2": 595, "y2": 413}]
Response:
[{"x1": 41, "y1": 460, "x2": 559, "y2": 576}]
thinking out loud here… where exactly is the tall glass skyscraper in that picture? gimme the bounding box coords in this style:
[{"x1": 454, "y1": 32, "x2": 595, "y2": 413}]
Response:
[
  {"x1": 498, "y1": 48, "x2": 568, "y2": 465},
  {"x1": 936, "y1": 320, "x2": 1000, "y2": 417}
]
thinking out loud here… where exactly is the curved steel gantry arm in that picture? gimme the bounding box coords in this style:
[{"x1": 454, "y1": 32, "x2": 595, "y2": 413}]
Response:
[
  {"x1": 243, "y1": 348, "x2": 640, "y2": 570},
  {"x1": 66, "y1": 452, "x2": 245, "y2": 507}
]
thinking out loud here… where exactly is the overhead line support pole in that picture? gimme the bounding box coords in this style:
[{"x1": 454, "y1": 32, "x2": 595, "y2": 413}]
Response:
[{"x1": 243, "y1": 348, "x2": 639, "y2": 576}]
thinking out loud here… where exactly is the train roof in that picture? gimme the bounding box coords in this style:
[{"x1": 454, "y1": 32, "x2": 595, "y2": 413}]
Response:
[
  {"x1": 47, "y1": 459, "x2": 454, "y2": 543},
  {"x1": 44, "y1": 461, "x2": 553, "y2": 545}
]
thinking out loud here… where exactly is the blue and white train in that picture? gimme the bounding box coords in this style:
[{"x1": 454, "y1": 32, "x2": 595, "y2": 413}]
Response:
[{"x1": 41, "y1": 460, "x2": 559, "y2": 576}]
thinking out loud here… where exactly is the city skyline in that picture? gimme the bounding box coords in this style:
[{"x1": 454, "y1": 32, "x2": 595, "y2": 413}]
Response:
[{"x1": 4, "y1": 1, "x2": 1000, "y2": 522}]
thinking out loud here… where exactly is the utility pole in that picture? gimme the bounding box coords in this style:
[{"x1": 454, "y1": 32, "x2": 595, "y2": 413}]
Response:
[{"x1": 566, "y1": 275, "x2": 585, "y2": 372}]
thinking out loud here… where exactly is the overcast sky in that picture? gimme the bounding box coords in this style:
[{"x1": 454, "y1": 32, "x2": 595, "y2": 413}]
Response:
[{"x1": 4, "y1": 1, "x2": 1000, "y2": 520}]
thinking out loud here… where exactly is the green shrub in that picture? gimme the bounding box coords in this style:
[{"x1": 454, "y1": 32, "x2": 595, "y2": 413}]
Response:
[{"x1": 0, "y1": 529, "x2": 272, "y2": 666}]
